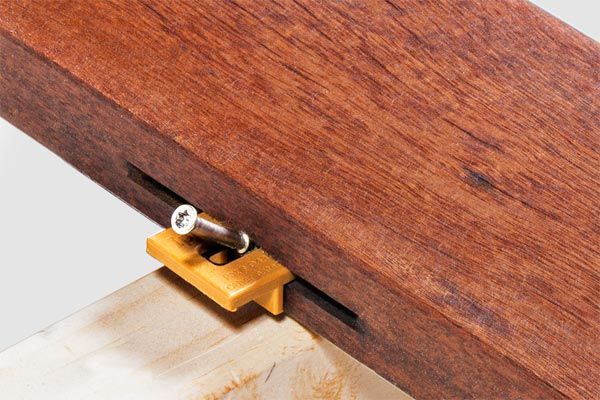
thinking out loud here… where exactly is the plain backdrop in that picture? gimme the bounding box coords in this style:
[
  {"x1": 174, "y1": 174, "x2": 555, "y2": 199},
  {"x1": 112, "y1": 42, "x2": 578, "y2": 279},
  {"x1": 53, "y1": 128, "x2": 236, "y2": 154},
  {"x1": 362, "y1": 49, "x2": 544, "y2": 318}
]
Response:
[{"x1": 0, "y1": 1, "x2": 598, "y2": 351}]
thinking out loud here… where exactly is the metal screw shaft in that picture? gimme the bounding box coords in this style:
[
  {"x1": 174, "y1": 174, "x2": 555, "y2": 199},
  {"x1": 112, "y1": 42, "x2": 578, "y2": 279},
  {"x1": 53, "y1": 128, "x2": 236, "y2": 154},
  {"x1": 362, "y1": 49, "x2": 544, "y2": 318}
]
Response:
[{"x1": 171, "y1": 204, "x2": 250, "y2": 253}]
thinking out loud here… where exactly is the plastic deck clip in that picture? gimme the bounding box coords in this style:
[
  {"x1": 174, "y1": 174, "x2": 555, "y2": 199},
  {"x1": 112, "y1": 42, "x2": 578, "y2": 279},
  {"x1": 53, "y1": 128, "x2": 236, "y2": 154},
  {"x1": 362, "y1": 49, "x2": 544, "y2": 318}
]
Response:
[{"x1": 146, "y1": 223, "x2": 294, "y2": 315}]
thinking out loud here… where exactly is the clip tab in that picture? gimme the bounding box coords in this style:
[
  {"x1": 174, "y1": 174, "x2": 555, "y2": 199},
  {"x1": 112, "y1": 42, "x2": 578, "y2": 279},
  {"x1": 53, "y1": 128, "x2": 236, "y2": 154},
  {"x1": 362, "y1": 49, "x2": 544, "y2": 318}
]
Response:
[{"x1": 146, "y1": 225, "x2": 294, "y2": 315}]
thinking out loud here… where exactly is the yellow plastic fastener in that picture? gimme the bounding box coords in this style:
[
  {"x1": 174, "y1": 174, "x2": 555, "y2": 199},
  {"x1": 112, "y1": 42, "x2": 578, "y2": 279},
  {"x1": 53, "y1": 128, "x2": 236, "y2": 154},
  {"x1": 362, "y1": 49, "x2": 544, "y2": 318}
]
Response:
[{"x1": 146, "y1": 227, "x2": 294, "y2": 315}]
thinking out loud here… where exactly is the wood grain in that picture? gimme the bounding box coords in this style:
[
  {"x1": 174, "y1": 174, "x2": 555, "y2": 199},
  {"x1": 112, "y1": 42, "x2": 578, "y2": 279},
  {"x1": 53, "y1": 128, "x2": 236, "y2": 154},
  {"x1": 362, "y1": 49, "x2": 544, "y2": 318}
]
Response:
[
  {"x1": 1, "y1": 1, "x2": 598, "y2": 398},
  {"x1": 0, "y1": 268, "x2": 408, "y2": 400}
]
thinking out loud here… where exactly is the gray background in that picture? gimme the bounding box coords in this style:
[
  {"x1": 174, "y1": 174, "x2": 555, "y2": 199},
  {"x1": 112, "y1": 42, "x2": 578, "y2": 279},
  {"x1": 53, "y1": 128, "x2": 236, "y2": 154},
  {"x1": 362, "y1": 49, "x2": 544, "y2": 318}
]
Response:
[{"x1": 0, "y1": 1, "x2": 597, "y2": 351}]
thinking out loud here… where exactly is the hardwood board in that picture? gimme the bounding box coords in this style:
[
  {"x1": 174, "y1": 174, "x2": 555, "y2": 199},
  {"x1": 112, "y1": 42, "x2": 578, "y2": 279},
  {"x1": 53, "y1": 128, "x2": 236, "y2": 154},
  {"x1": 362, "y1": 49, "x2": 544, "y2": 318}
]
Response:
[
  {"x1": 0, "y1": 267, "x2": 408, "y2": 399},
  {"x1": 1, "y1": 1, "x2": 598, "y2": 398}
]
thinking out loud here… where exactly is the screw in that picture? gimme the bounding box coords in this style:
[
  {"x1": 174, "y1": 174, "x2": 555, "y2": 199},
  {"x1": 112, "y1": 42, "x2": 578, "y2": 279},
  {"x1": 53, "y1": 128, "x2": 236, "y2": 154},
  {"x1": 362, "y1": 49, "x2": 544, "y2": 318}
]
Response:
[{"x1": 171, "y1": 204, "x2": 250, "y2": 253}]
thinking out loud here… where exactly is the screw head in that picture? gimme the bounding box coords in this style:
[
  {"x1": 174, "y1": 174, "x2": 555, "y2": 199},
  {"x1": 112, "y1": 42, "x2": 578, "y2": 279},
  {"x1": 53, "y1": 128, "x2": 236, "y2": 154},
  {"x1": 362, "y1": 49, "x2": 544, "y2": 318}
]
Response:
[{"x1": 171, "y1": 204, "x2": 198, "y2": 235}]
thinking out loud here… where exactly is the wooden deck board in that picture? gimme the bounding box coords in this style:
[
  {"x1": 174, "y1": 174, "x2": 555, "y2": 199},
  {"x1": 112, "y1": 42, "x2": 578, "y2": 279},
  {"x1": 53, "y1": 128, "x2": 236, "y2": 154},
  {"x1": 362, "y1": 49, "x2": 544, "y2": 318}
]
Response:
[{"x1": 1, "y1": 1, "x2": 598, "y2": 398}]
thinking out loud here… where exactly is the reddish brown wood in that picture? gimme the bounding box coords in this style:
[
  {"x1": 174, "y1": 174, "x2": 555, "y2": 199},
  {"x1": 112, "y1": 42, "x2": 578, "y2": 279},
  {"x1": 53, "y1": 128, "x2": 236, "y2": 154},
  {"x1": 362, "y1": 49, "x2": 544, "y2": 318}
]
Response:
[{"x1": 1, "y1": 1, "x2": 598, "y2": 398}]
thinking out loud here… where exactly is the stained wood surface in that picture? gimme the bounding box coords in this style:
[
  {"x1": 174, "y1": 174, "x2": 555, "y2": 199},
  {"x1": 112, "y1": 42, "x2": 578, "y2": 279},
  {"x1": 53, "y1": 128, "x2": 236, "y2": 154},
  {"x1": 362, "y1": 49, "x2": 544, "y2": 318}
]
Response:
[
  {"x1": 0, "y1": 1, "x2": 599, "y2": 399},
  {"x1": 0, "y1": 268, "x2": 407, "y2": 400}
]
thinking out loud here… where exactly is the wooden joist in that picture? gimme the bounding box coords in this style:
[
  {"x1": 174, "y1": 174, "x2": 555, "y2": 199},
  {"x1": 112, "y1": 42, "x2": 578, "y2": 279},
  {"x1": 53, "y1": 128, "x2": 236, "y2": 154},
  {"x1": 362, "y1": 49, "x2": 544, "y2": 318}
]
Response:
[{"x1": 0, "y1": 268, "x2": 408, "y2": 400}]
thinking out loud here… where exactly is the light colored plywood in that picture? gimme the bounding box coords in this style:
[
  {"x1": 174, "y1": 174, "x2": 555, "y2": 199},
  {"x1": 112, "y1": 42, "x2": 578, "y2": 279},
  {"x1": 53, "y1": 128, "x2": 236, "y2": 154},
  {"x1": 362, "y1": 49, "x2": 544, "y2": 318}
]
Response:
[{"x1": 0, "y1": 268, "x2": 409, "y2": 400}]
